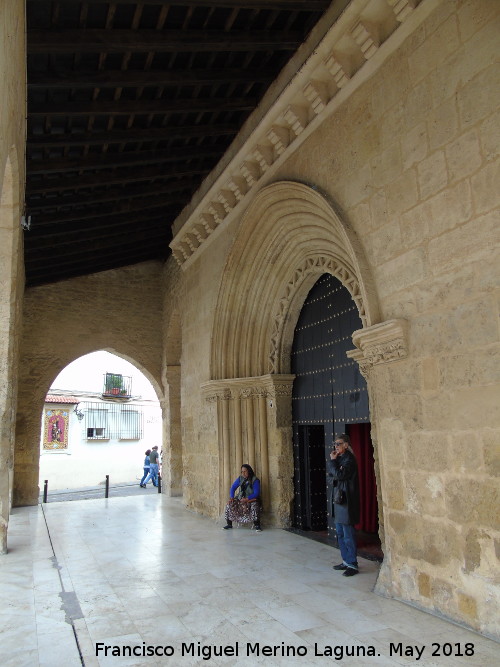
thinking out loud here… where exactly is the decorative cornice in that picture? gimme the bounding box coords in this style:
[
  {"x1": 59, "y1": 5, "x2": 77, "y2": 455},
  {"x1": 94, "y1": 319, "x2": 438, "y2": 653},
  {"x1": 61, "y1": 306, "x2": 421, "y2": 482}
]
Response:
[
  {"x1": 346, "y1": 319, "x2": 408, "y2": 378},
  {"x1": 171, "y1": 0, "x2": 429, "y2": 267},
  {"x1": 201, "y1": 374, "x2": 295, "y2": 402}
]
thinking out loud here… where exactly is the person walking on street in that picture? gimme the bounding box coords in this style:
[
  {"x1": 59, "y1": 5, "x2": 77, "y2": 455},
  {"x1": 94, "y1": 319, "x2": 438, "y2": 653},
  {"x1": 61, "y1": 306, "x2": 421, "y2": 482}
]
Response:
[
  {"x1": 143, "y1": 446, "x2": 160, "y2": 487},
  {"x1": 139, "y1": 449, "x2": 151, "y2": 488}
]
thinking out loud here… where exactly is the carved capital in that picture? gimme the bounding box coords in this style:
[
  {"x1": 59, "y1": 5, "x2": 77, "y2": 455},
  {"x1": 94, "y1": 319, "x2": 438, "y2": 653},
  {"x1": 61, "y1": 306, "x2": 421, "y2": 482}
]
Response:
[
  {"x1": 201, "y1": 375, "x2": 295, "y2": 402},
  {"x1": 347, "y1": 319, "x2": 408, "y2": 376}
]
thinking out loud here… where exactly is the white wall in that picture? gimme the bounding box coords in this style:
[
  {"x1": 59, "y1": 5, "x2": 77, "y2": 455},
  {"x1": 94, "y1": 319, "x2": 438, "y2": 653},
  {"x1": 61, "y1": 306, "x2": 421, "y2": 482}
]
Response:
[{"x1": 39, "y1": 400, "x2": 162, "y2": 490}]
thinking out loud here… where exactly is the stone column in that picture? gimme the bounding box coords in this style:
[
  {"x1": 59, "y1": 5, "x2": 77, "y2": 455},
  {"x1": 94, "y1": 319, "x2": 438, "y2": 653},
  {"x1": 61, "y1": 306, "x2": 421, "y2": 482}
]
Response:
[
  {"x1": 201, "y1": 374, "x2": 295, "y2": 524},
  {"x1": 347, "y1": 319, "x2": 409, "y2": 594},
  {"x1": 245, "y1": 395, "x2": 255, "y2": 467},
  {"x1": 163, "y1": 365, "x2": 182, "y2": 496}
]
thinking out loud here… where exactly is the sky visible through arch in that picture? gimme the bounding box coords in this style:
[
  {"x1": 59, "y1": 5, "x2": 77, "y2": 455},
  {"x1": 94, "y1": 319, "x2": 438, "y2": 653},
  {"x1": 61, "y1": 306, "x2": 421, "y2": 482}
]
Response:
[{"x1": 50, "y1": 351, "x2": 158, "y2": 400}]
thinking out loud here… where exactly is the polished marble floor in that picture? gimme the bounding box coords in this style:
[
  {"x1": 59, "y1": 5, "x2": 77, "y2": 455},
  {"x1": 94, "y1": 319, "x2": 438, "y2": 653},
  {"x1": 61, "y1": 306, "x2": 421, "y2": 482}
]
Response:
[{"x1": 1, "y1": 495, "x2": 497, "y2": 667}]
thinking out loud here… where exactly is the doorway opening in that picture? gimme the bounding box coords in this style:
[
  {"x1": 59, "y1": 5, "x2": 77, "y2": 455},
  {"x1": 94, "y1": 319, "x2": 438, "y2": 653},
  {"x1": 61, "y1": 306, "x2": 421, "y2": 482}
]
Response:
[
  {"x1": 290, "y1": 273, "x2": 382, "y2": 560},
  {"x1": 293, "y1": 424, "x2": 327, "y2": 531},
  {"x1": 38, "y1": 351, "x2": 162, "y2": 498}
]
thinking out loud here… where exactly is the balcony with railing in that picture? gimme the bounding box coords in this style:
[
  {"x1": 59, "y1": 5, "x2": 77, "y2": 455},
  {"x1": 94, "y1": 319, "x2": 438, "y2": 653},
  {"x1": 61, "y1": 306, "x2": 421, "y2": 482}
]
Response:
[{"x1": 102, "y1": 373, "x2": 132, "y2": 399}]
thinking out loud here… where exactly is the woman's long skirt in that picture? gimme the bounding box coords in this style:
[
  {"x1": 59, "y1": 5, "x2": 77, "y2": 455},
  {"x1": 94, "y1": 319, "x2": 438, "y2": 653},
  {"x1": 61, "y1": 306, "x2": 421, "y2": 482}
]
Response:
[{"x1": 224, "y1": 499, "x2": 261, "y2": 524}]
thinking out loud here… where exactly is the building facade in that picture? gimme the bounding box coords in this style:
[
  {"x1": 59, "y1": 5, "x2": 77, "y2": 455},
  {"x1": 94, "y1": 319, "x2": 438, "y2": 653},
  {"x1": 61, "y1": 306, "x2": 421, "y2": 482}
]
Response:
[
  {"x1": 1, "y1": 0, "x2": 499, "y2": 639},
  {"x1": 39, "y1": 390, "x2": 162, "y2": 490}
]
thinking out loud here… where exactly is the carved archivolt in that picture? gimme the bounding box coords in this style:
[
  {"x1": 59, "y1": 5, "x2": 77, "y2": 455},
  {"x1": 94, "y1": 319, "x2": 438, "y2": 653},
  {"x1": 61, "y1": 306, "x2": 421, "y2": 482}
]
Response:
[
  {"x1": 211, "y1": 181, "x2": 380, "y2": 380},
  {"x1": 268, "y1": 254, "x2": 366, "y2": 374}
]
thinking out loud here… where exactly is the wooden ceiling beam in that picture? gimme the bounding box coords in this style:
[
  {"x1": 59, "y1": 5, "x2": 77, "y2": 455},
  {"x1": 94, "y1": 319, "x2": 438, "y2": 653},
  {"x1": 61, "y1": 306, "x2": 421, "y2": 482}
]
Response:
[
  {"x1": 26, "y1": 125, "x2": 236, "y2": 148},
  {"x1": 29, "y1": 97, "x2": 256, "y2": 116},
  {"x1": 25, "y1": 217, "x2": 170, "y2": 249},
  {"x1": 26, "y1": 1, "x2": 330, "y2": 10},
  {"x1": 30, "y1": 196, "x2": 184, "y2": 227},
  {"x1": 26, "y1": 166, "x2": 209, "y2": 194},
  {"x1": 27, "y1": 179, "x2": 199, "y2": 212},
  {"x1": 25, "y1": 241, "x2": 169, "y2": 274},
  {"x1": 28, "y1": 29, "x2": 301, "y2": 53},
  {"x1": 28, "y1": 68, "x2": 274, "y2": 89},
  {"x1": 27, "y1": 146, "x2": 219, "y2": 174}
]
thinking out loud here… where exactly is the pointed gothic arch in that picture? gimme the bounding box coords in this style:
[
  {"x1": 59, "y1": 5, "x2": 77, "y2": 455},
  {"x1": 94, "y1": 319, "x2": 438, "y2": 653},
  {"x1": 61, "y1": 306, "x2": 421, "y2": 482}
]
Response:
[
  {"x1": 211, "y1": 180, "x2": 380, "y2": 381},
  {"x1": 205, "y1": 181, "x2": 387, "y2": 526}
]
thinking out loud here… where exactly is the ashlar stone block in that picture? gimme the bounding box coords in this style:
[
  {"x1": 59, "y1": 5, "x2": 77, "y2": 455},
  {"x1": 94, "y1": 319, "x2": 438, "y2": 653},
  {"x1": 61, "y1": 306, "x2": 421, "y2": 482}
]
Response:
[
  {"x1": 479, "y1": 109, "x2": 500, "y2": 160},
  {"x1": 385, "y1": 168, "x2": 419, "y2": 218},
  {"x1": 428, "y1": 210, "x2": 499, "y2": 276},
  {"x1": 405, "y1": 432, "x2": 450, "y2": 473},
  {"x1": 364, "y1": 221, "x2": 402, "y2": 266},
  {"x1": 446, "y1": 478, "x2": 500, "y2": 531},
  {"x1": 374, "y1": 247, "x2": 426, "y2": 298},
  {"x1": 381, "y1": 467, "x2": 405, "y2": 511},
  {"x1": 471, "y1": 158, "x2": 500, "y2": 216},
  {"x1": 409, "y1": 14, "x2": 460, "y2": 85},
  {"x1": 421, "y1": 357, "x2": 439, "y2": 392},
  {"x1": 449, "y1": 432, "x2": 484, "y2": 475},
  {"x1": 458, "y1": 63, "x2": 500, "y2": 129},
  {"x1": 445, "y1": 129, "x2": 482, "y2": 183},
  {"x1": 418, "y1": 571, "x2": 431, "y2": 598},
  {"x1": 452, "y1": 387, "x2": 500, "y2": 430},
  {"x1": 428, "y1": 95, "x2": 459, "y2": 151},
  {"x1": 417, "y1": 149, "x2": 448, "y2": 200},
  {"x1": 482, "y1": 430, "x2": 500, "y2": 478},
  {"x1": 401, "y1": 121, "x2": 428, "y2": 171},
  {"x1": 458, "y1": 592, "x2": 478, "y2": 622}
]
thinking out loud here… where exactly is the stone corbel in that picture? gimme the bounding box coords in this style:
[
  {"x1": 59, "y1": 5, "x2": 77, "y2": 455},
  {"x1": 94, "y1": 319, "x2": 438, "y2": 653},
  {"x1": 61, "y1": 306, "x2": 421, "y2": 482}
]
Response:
[{"x1": 346, "y1": 319, "x2": 408, "y2": 379}]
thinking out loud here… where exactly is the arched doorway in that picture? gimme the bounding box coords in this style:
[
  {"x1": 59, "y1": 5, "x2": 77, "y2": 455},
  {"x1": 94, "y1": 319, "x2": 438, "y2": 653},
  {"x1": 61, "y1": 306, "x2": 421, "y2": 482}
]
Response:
[
  {"x1": 208, "y1": 181, "x2": 383, "y2": 530},
  {"x1": 291, "y1": 273, "x2": 381, "y2": 558},
  {"x1": 38, "y1": 351, "x2": 162, "y2": 492}
]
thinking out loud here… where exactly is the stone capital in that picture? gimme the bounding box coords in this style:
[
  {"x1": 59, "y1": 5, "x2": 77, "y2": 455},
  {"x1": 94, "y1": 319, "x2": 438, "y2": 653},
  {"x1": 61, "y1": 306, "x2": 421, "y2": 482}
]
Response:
[
  {"x1": 347, "y1": 319, "x2": 408, "y2": 378},
  {"x1": 201, "y1": 374, "x2": 295, "y2": 402}
]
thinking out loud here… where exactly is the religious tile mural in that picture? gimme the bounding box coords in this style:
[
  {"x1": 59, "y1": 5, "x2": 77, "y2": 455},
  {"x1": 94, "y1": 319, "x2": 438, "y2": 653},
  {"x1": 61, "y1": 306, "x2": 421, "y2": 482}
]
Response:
[{"x1": 43, "y1": 408, "x2": 69, "y2": 450}]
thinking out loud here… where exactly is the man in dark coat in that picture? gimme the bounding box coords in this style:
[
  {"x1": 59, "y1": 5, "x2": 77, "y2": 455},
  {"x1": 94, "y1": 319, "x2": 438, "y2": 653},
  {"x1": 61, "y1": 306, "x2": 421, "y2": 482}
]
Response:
[{"x1": 327, "y1": 433, "x2": 360, "y2": 577}]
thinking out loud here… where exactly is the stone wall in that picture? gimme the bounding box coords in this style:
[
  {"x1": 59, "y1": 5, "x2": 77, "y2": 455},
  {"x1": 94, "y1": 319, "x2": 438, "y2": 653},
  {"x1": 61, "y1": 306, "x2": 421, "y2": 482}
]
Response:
[
  {"x1": 0, "y1": 0, "x2": 26, "y2": 553},
  {"x1": 172, "y1": 0, "x2": 500, "y2": 637},
  {"x1": 14, "y1": 262, "x2": 165, "y2": 506}
]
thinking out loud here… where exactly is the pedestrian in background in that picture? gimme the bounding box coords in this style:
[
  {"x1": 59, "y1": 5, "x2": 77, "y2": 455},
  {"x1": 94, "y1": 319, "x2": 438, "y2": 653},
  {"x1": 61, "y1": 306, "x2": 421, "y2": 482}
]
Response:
[{"x1": 139, "y1": 449, "x2": 151, "y2": 488}]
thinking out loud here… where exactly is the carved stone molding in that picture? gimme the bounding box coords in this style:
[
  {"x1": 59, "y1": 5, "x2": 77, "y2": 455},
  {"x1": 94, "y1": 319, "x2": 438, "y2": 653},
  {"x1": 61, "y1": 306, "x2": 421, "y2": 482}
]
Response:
[
  {"x1": 346, "y1": 319, "x2": 408, "y2": 378},
  {"x1": 171, "y1": 0, "x2": 427, "y2": 267},
  {"x1": 201, "y1": 374, "x2": 295, "y2": 402},
  {"x1": 268, "y1": 255, "x2": 366, "y2": 374}
]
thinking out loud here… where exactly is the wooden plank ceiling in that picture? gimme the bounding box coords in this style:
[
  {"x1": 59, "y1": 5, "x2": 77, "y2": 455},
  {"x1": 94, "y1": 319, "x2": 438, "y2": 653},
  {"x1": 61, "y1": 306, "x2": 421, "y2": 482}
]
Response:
[{"x1": 25, "y1": 0, "x2": 332, "y2": 286}]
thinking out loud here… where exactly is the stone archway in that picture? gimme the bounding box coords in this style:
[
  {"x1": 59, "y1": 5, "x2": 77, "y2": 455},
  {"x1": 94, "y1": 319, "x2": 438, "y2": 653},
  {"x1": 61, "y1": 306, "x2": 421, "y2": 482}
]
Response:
[
  {"x1": 14, "y1": 263, "x2": 165, "y2": 506},
  {"x1": 15, "y1": 345, "x2": 165, "y2": 507},
  {"x1": 204, "y1": 181, "x2": 408, "y2": 528},
  {"x1": 211, "y1": 181, "x2": 380, "y2": 381}
]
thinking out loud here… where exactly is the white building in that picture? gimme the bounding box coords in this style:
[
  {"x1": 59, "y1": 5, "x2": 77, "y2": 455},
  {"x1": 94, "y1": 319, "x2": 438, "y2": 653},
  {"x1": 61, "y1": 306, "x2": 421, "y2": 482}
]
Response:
[{"x1": 39, "y1": 380, "x2": 162, "y2": 490}]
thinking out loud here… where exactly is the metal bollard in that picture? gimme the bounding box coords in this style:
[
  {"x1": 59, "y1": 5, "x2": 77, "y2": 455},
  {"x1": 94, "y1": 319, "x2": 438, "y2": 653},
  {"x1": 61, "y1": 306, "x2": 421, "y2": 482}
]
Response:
[
  {"x1": 157, "y1": 473, "x2": 161, "y2": 494},
  {"x1": 105, "y1": 475, "x2": 109, "y2": 498},
  {"x1": 43, "y1": 480, "x2": 48, "y2": 503}
]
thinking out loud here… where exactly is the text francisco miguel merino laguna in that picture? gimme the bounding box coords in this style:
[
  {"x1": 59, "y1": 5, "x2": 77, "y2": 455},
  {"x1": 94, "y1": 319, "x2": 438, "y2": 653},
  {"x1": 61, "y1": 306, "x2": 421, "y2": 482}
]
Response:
[{"x1": 96, "y1": 641, "x2": 384, "y2": 660}]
